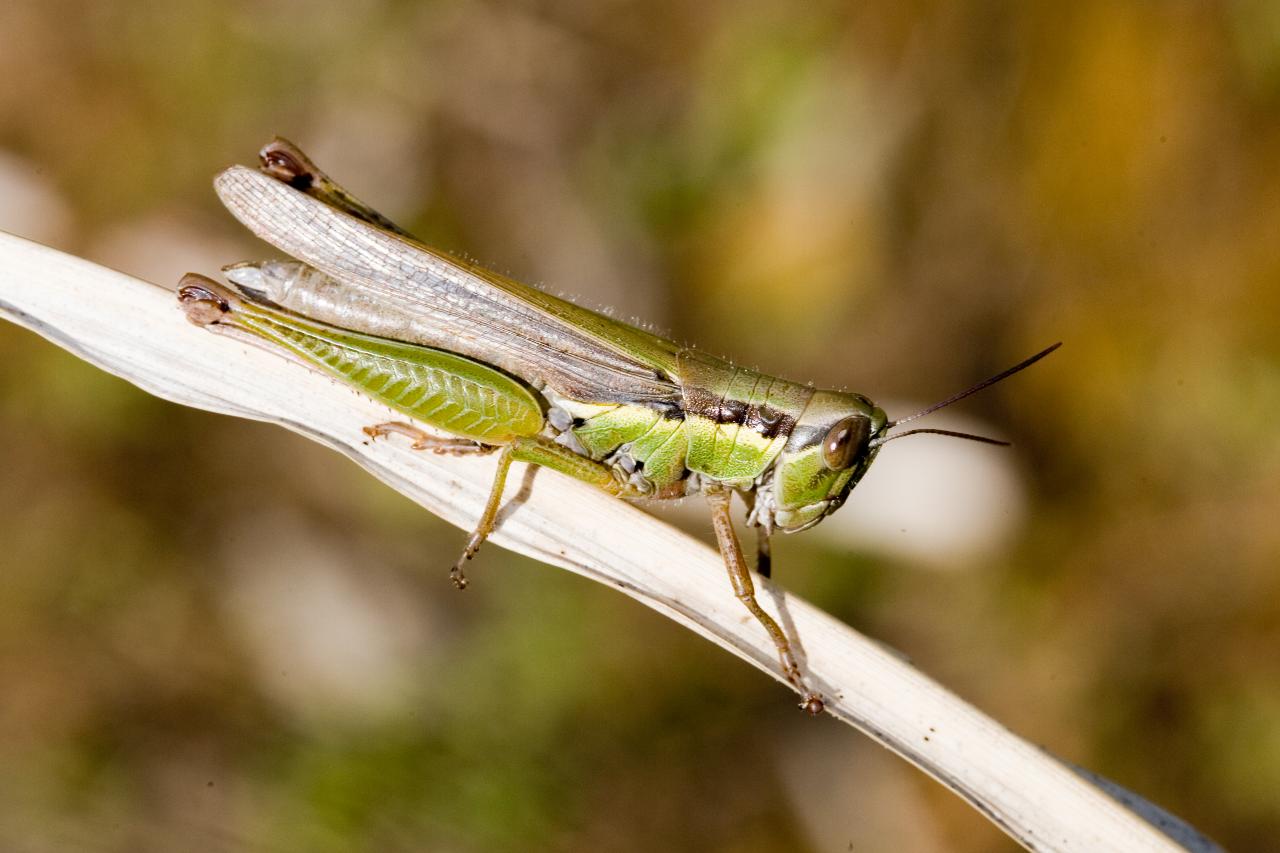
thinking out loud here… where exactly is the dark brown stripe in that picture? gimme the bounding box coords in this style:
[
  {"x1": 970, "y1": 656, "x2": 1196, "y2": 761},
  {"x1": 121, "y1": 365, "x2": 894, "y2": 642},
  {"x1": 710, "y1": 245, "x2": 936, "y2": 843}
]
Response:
[
  {"x1": 654, "y1": 400, "x2": 686, "y2": 421},
  {"x1": 684, "y1": 385, "x2": 737, "y2": 424},
  {"x1": 683, "y1": 387, "x2": 796, "y2": 439},
  {"x1": 717, "y1": 397, "x2": 749, "y2": 424},
  {"x1": 747, "y1": 403, "x2": 795, "y2": 440}
]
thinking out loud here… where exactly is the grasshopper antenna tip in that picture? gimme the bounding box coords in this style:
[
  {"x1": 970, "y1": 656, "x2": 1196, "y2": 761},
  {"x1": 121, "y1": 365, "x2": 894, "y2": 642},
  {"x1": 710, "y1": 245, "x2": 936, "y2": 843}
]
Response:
[{"x1": 885, "y1": 342, "x2": 1061, "y2": 431}]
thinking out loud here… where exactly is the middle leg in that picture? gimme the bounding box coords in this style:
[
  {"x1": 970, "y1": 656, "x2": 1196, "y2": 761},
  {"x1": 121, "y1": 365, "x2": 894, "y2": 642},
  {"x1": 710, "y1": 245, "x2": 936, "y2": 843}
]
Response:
[{"x1": 386, "y1": 431, "x2": 633, "y2": 589}]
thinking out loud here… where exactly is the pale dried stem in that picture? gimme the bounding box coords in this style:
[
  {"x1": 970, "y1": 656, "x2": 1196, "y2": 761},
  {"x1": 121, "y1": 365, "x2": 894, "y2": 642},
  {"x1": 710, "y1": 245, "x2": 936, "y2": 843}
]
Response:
[{"x1": 0, "y1": 231, "x2": 1219, "y2": 853}]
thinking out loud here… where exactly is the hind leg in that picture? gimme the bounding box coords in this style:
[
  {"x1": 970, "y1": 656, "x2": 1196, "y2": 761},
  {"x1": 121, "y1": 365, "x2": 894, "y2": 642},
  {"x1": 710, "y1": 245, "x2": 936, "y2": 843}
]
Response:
[{"x1": 364, "y1": 421, "x2": 496, "y2": 455}]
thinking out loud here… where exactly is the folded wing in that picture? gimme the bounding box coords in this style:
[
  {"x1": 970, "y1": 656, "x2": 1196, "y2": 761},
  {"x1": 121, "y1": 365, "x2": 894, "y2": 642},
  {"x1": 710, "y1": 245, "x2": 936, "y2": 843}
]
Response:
[{"x1": 214, "y1": 167, "x2": 682, "y2": 405}]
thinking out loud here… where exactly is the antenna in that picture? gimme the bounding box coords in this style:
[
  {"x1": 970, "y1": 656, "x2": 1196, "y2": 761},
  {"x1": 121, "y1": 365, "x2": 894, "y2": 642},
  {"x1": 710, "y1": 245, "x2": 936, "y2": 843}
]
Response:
[
  {"x1": 885, "y1": 342, "x2": 1061, "y2": 431},
  {"x1": 871, "y1": 428, "x2": 1011, "y2": 448}
]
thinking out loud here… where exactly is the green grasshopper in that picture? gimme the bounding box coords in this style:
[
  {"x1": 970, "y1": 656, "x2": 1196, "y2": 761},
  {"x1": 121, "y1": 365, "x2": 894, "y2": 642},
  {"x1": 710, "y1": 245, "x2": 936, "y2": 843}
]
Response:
[{"x1": 179, "y1": 139, "x2": 1058, "y2": 713}]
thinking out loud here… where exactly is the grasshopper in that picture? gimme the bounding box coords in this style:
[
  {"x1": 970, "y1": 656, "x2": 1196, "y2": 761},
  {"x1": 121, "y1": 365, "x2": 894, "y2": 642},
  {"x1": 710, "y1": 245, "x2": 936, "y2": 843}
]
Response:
[{"x1": 179, "y1": 139, "x2": 1058, "y2": 713}]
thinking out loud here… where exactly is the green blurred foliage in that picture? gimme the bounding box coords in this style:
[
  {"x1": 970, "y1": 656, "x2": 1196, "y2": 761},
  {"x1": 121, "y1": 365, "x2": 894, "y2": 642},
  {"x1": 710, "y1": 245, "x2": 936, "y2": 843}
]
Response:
[{"x1": 1, "y1": 1, "x2": 1278, "y2": 850}]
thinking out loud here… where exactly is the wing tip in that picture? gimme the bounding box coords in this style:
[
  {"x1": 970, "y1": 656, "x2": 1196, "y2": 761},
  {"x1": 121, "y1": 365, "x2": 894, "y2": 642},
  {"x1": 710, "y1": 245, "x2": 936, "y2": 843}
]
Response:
[{"x1": 212, "y1": 163, "x2": 278, "y2": 201}]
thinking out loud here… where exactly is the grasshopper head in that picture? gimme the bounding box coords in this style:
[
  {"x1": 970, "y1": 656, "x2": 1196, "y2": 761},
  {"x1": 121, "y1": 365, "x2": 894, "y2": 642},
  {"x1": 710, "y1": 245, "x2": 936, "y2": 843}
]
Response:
[
  {"x1": 761, "y1": 343, "x2": 1061, "y2": 534},
  {"x1": 766, "y1": 391, "x2": 888, "y2": 532}
]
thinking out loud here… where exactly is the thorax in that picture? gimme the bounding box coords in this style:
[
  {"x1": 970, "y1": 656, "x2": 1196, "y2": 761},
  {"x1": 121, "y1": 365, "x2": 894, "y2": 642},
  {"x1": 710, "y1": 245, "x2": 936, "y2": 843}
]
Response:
[{"x1": 543, "y1": 350, "x2": 815, "y2": 498}]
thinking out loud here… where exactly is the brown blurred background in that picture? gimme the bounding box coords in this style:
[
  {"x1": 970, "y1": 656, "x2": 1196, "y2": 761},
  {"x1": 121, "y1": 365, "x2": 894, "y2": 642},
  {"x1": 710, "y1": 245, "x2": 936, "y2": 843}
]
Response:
[{"x1": 2, "y1": 1, "x2": 1279, "y2": 851}]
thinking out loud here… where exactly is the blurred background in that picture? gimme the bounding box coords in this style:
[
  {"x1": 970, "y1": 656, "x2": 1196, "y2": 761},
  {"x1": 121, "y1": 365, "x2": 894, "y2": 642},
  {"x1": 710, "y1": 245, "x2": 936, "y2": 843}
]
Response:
[{"x1": 1, "y1": 1, "x2": 1278, "y2": 850}]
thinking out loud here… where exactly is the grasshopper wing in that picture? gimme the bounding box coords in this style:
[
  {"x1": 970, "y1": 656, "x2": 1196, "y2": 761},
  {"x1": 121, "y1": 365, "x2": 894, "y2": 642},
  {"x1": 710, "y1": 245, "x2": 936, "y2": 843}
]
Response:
[{"x1": 214, "y1": 166, "x2": 682, "y2": 405}]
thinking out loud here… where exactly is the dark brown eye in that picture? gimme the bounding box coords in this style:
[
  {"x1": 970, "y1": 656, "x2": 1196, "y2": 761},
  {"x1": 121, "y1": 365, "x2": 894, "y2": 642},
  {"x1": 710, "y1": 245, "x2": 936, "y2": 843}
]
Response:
[{"x1": 821, "y1": 416, "x2": 870, "y2": 470}]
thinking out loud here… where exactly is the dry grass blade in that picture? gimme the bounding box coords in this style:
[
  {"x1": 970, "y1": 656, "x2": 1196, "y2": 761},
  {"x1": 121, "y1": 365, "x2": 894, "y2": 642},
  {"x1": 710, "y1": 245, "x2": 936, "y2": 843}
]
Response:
[{"x1": 0, "y1": 230, "x2": 1219, "y2": 853}]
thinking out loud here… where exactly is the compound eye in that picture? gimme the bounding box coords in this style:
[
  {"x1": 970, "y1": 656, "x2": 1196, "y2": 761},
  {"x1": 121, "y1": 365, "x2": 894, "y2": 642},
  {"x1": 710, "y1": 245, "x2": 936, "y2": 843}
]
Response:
[{"x1": 821, "y1": 416, "x2": 870, "y2": 470}]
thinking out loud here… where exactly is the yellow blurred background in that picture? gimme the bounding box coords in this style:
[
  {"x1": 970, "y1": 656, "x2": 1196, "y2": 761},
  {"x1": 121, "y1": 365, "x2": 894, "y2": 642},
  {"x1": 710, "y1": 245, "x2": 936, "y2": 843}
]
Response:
[{"x1": 1, "y1": 1, "x2": 1278, "y2": 850}]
